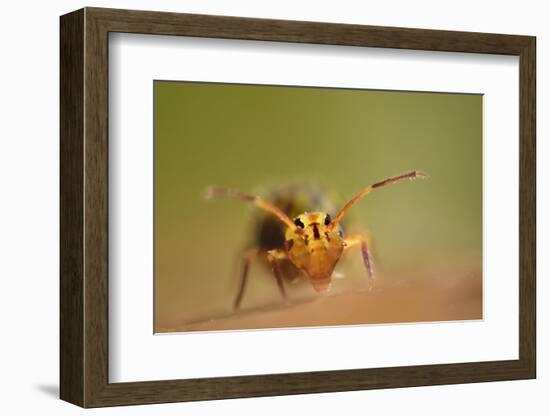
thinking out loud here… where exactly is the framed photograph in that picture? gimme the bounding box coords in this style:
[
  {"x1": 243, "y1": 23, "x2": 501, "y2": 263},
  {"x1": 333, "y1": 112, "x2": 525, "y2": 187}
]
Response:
[{"x1": 60, "y1": 7, "x2": 536, "y2": 408}]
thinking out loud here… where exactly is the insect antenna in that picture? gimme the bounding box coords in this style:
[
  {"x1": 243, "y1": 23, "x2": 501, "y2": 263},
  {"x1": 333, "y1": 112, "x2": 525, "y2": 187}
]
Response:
[
  {"x1": 205, "y1": 186, "x2": 298, "y2": 230},
  {"x1": 328, "y1": 170, "x2": 428, "y2": 230}
]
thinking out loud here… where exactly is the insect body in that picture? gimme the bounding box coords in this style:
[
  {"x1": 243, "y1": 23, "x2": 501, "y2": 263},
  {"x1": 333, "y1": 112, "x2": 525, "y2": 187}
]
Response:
[{"x1": 206, "y1": 170, "x2": 427, "y2": 309}]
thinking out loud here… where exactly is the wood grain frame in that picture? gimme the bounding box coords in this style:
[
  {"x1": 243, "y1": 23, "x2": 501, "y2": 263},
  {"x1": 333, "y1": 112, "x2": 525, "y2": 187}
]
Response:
[{"x1": 60, "y1": 7, "x2": 536, "y2": 408}]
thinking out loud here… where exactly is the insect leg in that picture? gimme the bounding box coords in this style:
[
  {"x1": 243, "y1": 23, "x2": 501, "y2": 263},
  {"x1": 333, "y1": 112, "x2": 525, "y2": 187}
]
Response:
[
  {"x1": 234, "y1": 249, "x2": 259, "y2": 310},
  {"x1": 267, "y1": 249, "x2": 289, "y2": 302},
  {"x1": 344, "y1": 234, "x2": 374, "y2": 286}
]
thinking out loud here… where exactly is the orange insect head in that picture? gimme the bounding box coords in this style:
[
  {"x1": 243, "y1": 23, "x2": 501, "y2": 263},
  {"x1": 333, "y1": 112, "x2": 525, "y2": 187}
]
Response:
[{"x1": 284, "y1": 212, "x2": 344, "y2": 291}]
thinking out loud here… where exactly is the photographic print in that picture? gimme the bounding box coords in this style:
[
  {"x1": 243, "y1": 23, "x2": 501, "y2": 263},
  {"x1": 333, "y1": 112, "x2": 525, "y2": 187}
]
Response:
[
  {"x1": 154, "y1": 80, "x2": 482, "y2": 333},
  {"x1": 60, "y1": 9, "x2": 535, "y2": 406}
]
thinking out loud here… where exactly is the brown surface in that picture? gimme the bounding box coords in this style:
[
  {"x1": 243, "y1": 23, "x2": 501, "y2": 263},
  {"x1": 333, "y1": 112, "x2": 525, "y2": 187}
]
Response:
[
  {"x1": 160, "y1": 272, "x2": 482, "y2": 333},
  {"x1": 60, "y1": 7, "x2": 536, "y2": 408}
]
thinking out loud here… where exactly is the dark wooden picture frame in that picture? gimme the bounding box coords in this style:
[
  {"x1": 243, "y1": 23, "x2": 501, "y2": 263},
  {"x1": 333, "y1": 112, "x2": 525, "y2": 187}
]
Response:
[{"x1": 60, "y1": 7, "x2": 536, "y2": 408}]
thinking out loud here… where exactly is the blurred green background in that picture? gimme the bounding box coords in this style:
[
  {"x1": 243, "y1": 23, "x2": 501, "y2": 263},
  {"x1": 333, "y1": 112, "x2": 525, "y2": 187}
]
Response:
[{"x1": 154, "y1": 81, "x2": 482, "y2": 332}]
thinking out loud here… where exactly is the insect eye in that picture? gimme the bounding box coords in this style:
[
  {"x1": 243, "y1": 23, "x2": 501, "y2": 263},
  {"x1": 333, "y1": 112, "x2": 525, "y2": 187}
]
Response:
[
  {"x1": 294, "y1": 218, "x2": 305, "y2": 228},
  {"x1": 324, "y1": 214, "x2": 332, "y2": 226}
]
